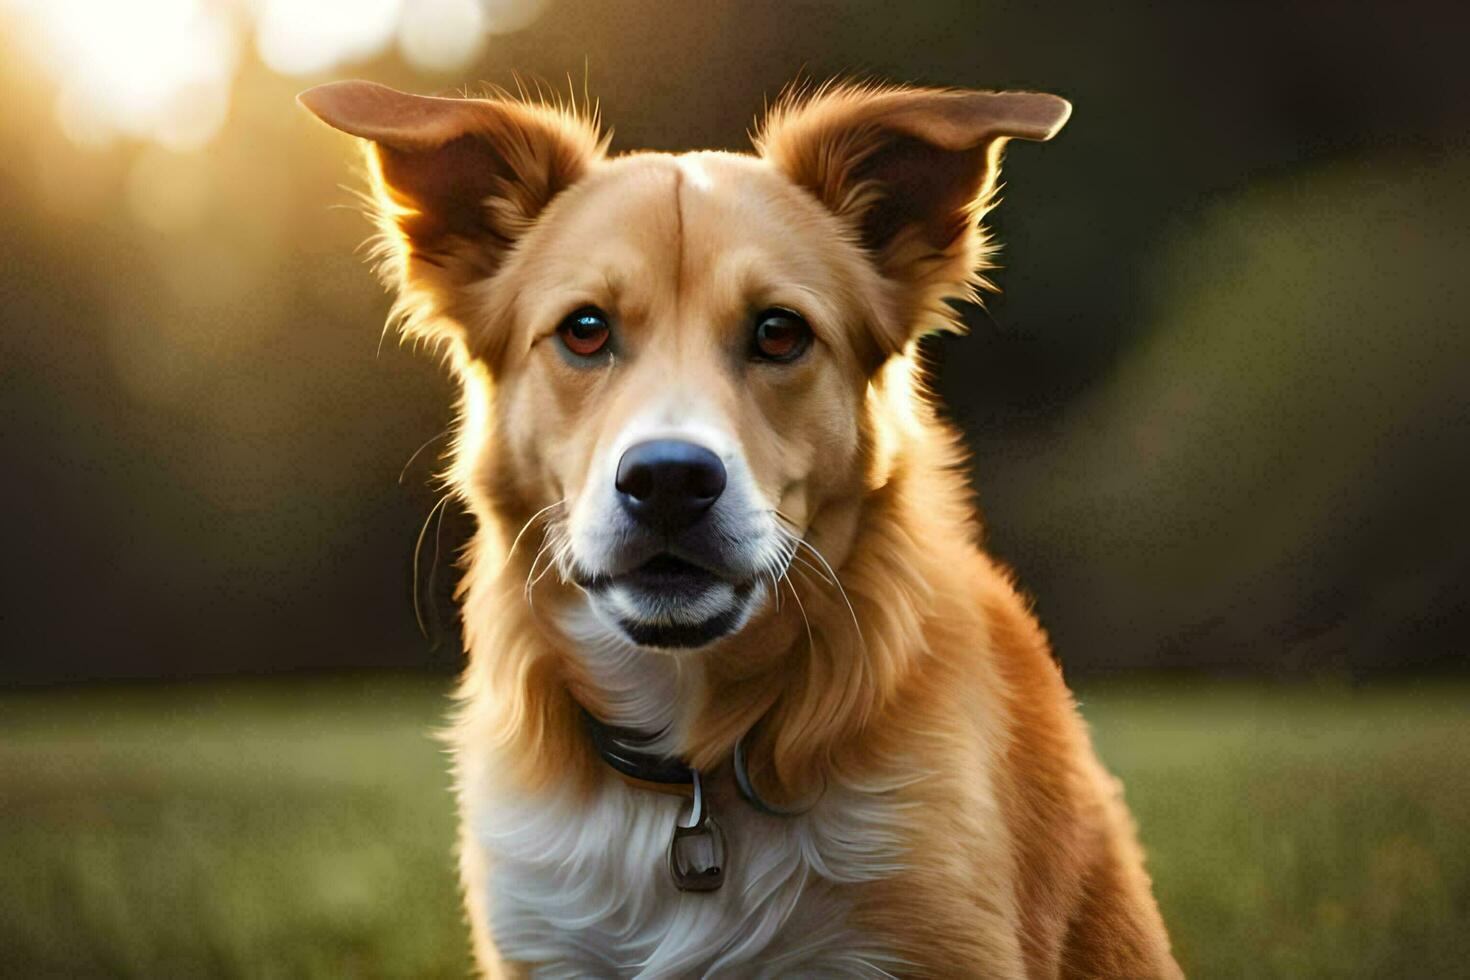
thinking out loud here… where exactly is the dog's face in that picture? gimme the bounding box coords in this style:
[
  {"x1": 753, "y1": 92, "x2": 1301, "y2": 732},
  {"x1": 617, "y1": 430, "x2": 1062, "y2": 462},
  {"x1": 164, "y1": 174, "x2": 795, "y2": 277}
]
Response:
[
  {"x1": 480, "y1": 153, "x2": 880, "y2": 647},
  {"x1": 301, "y1": 81, "x2": 1068, "y2": 649}
]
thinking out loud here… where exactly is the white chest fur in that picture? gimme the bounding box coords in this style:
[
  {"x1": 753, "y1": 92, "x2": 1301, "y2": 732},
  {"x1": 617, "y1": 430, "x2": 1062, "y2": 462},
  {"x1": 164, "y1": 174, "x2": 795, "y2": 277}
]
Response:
[{"x1": 465, "y1": 771, "x2": 907, "y2": 978}]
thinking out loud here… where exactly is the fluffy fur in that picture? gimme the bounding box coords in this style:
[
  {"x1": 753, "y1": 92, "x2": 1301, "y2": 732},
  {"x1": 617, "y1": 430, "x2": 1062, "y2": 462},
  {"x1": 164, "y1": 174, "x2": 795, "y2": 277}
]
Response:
[{"x1": 302, "y1": 77, "x2": 1180, "y2": 978}]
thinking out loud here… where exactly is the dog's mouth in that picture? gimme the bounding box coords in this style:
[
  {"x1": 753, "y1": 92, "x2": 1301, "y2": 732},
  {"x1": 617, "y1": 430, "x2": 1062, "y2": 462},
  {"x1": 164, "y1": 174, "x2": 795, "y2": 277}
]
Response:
[
  {"x1": 581, "y1": 553, "x2": 757, "y2": 649},
  {"x1": 620, "y1": 553, "x2": 726, "y2": 594}
]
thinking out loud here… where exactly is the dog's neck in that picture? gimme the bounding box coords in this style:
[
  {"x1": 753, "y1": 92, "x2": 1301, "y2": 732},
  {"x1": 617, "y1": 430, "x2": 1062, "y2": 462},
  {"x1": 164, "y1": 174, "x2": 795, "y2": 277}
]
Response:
[{"x1": 555, "y1": 603, "x2": 701, "y2": 758}]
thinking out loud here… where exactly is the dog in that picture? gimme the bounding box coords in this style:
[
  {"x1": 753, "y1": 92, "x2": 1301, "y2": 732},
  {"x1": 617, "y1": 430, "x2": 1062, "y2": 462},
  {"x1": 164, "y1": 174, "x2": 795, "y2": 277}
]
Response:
[{"x1": 302, "y1": 76, "x2": 1180, "y2": 978}]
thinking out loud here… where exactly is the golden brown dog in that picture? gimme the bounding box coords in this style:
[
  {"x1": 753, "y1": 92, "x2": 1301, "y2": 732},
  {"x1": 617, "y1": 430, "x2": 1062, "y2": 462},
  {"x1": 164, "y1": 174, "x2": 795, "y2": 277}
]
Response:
[{"x1": 302, "y1": 76, "x2": 1179, "y2": 978}]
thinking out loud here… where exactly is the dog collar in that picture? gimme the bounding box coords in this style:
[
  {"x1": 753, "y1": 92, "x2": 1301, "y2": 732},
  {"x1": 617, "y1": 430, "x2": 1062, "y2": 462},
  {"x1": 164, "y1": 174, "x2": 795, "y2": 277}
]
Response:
[
  {"x1": 581, "y1": 710, "x2": 726, "y2": 892},
  {"x1": 581, "y1": 709, "x2": 824, "y2": 893},
  {"x1": 581, "y1": 709, "x2": 696, "y2": 790}
]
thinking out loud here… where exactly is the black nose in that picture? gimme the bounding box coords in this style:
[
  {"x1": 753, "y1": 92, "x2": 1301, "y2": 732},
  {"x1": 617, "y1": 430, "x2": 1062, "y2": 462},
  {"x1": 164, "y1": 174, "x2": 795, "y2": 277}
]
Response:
[{"x1": 615, "y1": 440, "x2": 727, "y2": 534}]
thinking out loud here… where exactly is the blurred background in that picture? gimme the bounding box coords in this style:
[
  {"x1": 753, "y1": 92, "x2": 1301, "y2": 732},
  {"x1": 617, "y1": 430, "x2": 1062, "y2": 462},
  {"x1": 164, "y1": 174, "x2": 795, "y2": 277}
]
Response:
[{"x1": 1, "y1": 0, "x2": 1466, "y2": 976}]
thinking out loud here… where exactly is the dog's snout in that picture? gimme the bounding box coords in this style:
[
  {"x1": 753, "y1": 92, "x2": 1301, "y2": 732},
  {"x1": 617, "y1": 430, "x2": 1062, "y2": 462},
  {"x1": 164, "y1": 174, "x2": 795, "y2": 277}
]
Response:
[{"x1": 615, "y1": 440, "x2": 727, "y2": 533}]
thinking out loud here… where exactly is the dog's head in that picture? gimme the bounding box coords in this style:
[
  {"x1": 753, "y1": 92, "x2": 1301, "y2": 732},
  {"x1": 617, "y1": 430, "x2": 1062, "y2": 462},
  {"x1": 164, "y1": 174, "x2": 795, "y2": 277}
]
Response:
[{"x1": 301, "y1": 80, "x2": 1068, "y2": 651}]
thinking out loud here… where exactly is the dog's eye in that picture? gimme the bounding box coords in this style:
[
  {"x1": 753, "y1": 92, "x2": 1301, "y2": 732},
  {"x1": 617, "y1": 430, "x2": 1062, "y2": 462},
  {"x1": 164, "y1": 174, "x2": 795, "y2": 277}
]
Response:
[
  {"x1": 557, "y1": 307, "x2": 611, "y2": 357},
  {"x1": 752, "y1": 309, "x2": 812, "y2": 363}
]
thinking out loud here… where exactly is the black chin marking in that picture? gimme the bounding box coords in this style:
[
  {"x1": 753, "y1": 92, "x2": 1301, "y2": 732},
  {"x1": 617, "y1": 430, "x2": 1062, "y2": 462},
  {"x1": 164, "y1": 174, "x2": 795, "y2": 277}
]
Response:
[{"x1": 617, "y1": 604, "x2": 744, "y2": 649}]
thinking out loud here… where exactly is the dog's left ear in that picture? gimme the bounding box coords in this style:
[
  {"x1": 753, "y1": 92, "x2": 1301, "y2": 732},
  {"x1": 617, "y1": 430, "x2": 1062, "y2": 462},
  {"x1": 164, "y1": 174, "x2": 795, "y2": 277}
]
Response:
[
  {"x1": 756, "y1": 83, "x2": 1070, "y2": 358},
  {"x1": 300, "y1": 80, "x2": 605, "y2": 357}
]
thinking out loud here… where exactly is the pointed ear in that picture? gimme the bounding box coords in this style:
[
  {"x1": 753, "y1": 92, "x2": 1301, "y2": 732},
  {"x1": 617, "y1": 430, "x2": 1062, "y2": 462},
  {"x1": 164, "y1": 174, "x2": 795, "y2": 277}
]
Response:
[
  {"x1": 755, "y1": 83, "x2": 1070, "y2": 355},
  {"x1": 299, "y1": 80, "x2": 606, "y2": 355}
]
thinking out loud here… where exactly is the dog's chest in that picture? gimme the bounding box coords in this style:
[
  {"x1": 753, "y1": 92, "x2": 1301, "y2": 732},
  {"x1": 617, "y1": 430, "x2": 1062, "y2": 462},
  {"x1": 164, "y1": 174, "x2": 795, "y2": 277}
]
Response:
[{"x1": 467, "y1": 774, "x2": 905, "y2": 978}]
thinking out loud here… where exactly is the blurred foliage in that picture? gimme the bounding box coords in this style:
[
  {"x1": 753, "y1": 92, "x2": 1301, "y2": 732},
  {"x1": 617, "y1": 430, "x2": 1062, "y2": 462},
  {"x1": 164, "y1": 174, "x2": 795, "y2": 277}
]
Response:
[
  {"x1": 2, "y1": 677, "x2": 1466, "y2": 977},
  {"x1": 987, "y1": 154, "x2": 1470, "y2": 673},
  {"x1": 0, "y1": 0, "x2": 1467, "y2": 680}
]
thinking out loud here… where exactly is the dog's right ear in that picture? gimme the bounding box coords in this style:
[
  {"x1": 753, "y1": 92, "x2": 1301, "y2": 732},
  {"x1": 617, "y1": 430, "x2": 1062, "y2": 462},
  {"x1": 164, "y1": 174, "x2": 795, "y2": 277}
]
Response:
[{"x1": 299, "y1": 81, "x2": 606, "y2": 355}]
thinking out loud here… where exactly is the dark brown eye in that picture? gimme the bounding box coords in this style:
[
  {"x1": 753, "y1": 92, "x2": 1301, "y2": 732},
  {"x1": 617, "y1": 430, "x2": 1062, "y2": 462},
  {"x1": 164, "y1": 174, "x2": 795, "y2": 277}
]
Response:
[
  {"x1": 557, "y1": 307, "x2": 611, "y2": 357},
  {"x1": 752, "y1": 308, "x2": 812, "y2": 363}
]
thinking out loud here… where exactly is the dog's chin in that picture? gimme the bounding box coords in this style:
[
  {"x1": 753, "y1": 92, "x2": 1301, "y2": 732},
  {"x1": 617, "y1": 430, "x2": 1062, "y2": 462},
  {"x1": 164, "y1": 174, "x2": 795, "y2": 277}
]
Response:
[{"x1": 583, "y1": 554, "x2": 758, "y2": 650}]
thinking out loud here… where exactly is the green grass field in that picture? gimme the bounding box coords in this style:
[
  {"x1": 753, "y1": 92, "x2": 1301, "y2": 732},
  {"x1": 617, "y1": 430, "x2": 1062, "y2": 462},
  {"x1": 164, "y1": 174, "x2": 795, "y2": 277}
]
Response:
[{"x1": 2, "y1": 676, "x2": 1466, "y2": 978}]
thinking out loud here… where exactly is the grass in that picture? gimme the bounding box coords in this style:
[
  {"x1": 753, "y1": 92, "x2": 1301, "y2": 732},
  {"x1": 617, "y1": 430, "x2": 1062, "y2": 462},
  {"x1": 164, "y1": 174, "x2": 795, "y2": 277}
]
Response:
[
  {"x1": 1083, "y1": 679, "x2": 1470, "y2": 978},
  {"x1": 0, "y1": 676, "x2": 467, "y2": 979},
  {"x1": 1, "y1": 676, "x2": 1466, "y2": 978}
]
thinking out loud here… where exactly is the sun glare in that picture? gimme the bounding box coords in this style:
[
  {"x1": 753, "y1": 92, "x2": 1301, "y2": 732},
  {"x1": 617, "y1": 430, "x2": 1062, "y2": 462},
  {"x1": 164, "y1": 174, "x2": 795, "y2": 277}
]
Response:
[
  {"x1": 398, "y1": 0, "x2": 486, "y2": 72},
  {"x1": 255, "y1": 0, "x2": 403, "y2": 76},
  {"x1": 5, "y1": 0, "x2": 236, "y2": 151},
  {"x1": 0, "y1": 0, "x2": 552, "y2": 150}
]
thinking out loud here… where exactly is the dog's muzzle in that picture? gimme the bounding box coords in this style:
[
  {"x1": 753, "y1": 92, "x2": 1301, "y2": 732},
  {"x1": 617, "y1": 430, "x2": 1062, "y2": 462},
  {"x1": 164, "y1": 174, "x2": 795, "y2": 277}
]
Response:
[{"x1": 580, "y1": 439, "x2": 758, "y2": 648}]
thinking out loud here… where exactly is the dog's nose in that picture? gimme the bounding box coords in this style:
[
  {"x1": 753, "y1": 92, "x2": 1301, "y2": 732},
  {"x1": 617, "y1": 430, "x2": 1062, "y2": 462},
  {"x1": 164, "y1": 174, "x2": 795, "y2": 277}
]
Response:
[{"x1": 615, "y1": 440, "x2": 727, "y2": 533}]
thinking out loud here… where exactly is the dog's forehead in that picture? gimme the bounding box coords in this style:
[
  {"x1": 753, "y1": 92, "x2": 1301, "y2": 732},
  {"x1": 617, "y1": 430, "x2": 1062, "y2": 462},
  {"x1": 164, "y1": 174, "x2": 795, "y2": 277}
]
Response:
[
  {"x1": 536, "y1": 151, "x2": 834, "y2": 263},
  {"x1": 514, "y1": 150, "x2": 868, "y2": 319},
  {"x1": 669, "y1": 152, "x2": 844, "y2": 263}
]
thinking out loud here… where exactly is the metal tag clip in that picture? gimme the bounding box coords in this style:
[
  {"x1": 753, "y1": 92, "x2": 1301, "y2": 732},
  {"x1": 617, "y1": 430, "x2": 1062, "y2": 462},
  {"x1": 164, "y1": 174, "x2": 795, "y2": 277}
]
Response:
[{"x1": 667, "y1": 769, "x2": 726, "y2": 892}]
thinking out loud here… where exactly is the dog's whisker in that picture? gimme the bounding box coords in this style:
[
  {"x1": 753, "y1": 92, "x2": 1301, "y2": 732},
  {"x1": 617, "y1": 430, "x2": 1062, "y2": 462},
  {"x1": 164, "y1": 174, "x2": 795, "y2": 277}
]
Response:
[
  {"x1": 523, "y1": 528, "x2": 561, "y2": 609},
  {"x1": 771, "y1": 507, "x2": 804, "y2": 532},
  {"x1": 412, "y1": 492, "x2": 454, "y2": 637},
  {"x1": 783, "y1": 572, "x2": 815, "y2": 654},
  {"x1": 790, "y1": 555, "x2": 834, "y2": 588},
  {"x1": 528, "y1": 528, "x2": 570, "y2": 595},
  {"x1": 426, "y1": 490, "x2": 453, "y2": 642},
  {"x1": 398, "y1": 426, "x2": 454, "y2": 485},
  {"x1": 778, "y1": 550, "x2": 806, "y2": 586},
  {"x1": 761, "y1": 554, "x2": 785, "y2": 611},
  {"x1": 550, "y1": 537, "x2": 576, "y2": 585},
  {"x1": 793, "y1": 536, "x2": 864, "y2": 647},
  {"x1": 502, "y1": 499, "x2": 567, "y2": 573},
  {"x1": 769, "y1": 523, "x2": 836, "y2": 588}
]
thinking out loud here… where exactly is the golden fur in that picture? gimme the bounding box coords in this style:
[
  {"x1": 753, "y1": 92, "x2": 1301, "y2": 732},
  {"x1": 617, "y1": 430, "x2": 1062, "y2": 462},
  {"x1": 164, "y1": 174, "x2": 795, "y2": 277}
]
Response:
[{"x1": 302, "y1": 76, "x2": 1180, "y2": 978}]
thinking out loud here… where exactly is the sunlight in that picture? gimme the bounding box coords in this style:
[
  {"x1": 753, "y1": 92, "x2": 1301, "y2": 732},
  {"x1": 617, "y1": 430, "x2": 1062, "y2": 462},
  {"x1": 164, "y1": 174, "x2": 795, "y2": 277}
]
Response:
[
  {"x1": 5, "y1": 0, "x2": 236, "y2": 150},
  {"x1": 255, "y1": 0, "x2": 402, "y2": 76},
  {"x1": 478, "y1": 0, "x2": 551, "y2": 33},
  {"x1": 0, "y1": 0, "x2": 554, "y2": 150},
  {"x1": 398, "y1": 0, "x2": 486, "y2": 72}
]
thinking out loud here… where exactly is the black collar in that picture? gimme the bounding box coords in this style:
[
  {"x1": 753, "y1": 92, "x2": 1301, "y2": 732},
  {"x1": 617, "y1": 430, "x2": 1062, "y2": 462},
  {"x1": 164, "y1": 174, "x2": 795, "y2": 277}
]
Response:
[
  {"x1": 580, "y1": 707, "x2": 819, "y2": 816},
  {"x1": 580, "y1": 709, "x2": 695, "y2": 788}
]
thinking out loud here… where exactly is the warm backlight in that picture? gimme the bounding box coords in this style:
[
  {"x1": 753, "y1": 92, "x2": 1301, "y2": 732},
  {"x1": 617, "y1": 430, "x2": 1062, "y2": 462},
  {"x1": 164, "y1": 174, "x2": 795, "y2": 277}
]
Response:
[{"x1": 0, "y1": 0, "x2": 549, "y2": 150}]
